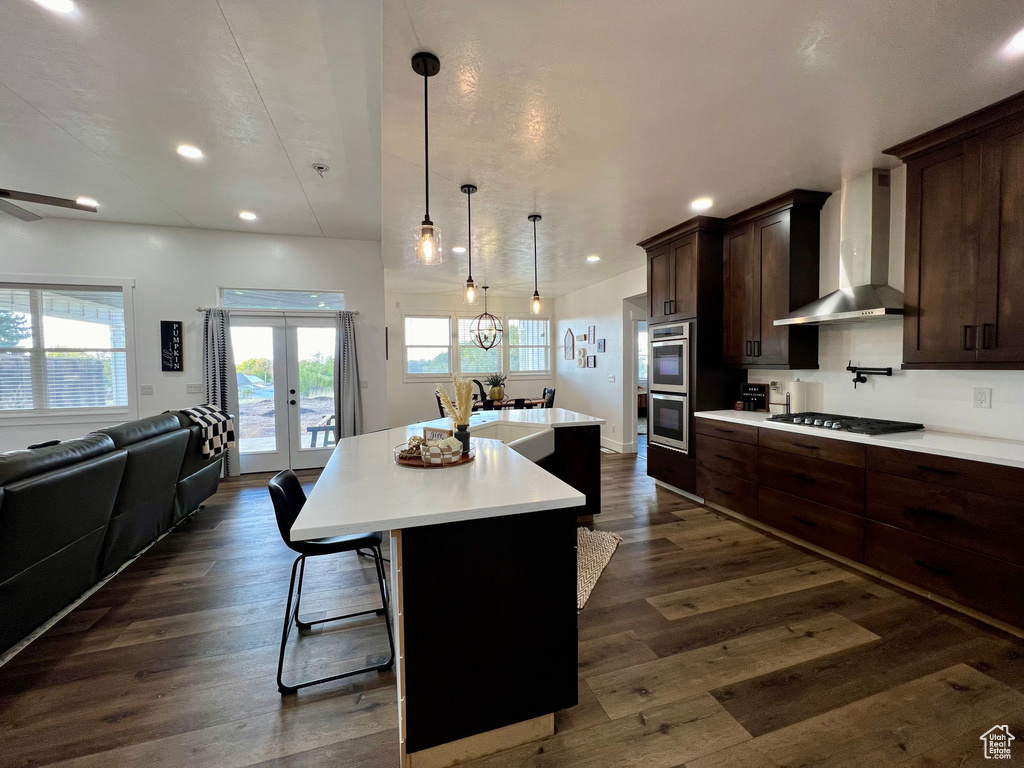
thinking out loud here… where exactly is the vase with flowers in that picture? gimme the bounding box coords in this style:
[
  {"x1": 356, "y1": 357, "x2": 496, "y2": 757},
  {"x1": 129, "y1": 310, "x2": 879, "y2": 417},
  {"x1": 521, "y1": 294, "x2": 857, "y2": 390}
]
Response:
[
  {"x1": 484, "y1": 373, "x2": 507, "y2": 401},
  {"x1": 435, "y1": 377, "x2": 475, "y2": 453}
]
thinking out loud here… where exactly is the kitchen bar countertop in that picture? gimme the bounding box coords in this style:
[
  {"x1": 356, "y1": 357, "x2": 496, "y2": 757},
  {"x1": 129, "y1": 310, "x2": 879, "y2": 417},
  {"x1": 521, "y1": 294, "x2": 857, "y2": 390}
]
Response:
[
  {"x1": 291, "y1": 410, "x2": 598, "y2": 541},
  {"x1": 696, "y1": 410, "x2": 1024, "y2": 469}
]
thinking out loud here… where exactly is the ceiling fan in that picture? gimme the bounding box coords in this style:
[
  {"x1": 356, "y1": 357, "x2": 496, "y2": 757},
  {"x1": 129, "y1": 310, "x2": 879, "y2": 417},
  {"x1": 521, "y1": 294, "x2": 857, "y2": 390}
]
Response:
[{"x1": 0, "y1": 188, "x2": 98, "y2": 222}]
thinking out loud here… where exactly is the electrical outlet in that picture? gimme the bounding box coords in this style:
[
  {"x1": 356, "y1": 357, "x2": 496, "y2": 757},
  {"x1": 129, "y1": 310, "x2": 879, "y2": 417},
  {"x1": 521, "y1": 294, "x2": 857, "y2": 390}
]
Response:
[
  {"x1": 360, "y1": 379, "x2": 369, "y2": 389},
  {"x1": 140, "y1": 384, "x2": 154, "y2": 396},
  {"x1": 973, "y1": 387, "x2": 992, "y2": 409},
  {"x1": 186, "y1": 383, "x2": 203, "y2": 394}
]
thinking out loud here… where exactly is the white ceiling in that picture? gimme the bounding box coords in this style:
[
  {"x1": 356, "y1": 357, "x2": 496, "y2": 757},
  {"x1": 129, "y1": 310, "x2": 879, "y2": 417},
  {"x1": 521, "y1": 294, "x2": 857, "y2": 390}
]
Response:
[
  {"x1": 383, "y1": 0, "x2": 1024, "y2": 297},
  {"x1": 0, "y1": 0, "x2": 381, "y2": 239}
]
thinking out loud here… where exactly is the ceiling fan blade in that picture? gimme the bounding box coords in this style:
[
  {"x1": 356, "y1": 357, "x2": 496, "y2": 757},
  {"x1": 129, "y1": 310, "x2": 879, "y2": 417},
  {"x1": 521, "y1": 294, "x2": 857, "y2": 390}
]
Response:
[
  {"x1": 0, "y1": 188, "x2": 96, "y2": 211},
  {"x1": 0, "y1": 198, "x2": 42, "y2": 221}
]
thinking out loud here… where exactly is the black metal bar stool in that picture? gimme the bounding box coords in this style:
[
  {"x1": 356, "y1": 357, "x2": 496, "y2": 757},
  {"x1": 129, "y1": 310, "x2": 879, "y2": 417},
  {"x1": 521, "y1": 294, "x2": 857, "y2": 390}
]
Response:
[{"x1": 268, "y1": 469, "x2": 395, "y2": 694}]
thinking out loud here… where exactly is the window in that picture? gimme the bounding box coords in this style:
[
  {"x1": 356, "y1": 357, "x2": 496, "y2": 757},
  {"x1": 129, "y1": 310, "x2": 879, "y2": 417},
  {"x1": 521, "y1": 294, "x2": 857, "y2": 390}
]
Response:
[
  {"x1": 457, "y1": 317, "x2": 502, "y2": 374},
  {"x1": 404, "y1": 315, "x2": 452, "y2": 375},
  {"x1": 0, "y1": 284, "x2": 129, "y2": 413},
  {"x1": 222, "y1": 289, "x2": 345, "y2": 310},
  {"x1": 638, "y1": 327, "x2": 649, "y2": 382},
  {"x1": 507, "y1": 317, "x2": 550, "y2": 374}
]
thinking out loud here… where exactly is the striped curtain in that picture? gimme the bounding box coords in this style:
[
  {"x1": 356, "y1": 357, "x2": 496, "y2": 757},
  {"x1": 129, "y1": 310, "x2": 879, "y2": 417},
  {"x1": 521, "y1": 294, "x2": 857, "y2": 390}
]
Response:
[
  {"x1": 203, "y1": 309, "x2": 240, "y2": 476},
  {"x1": 334, "y1": 311, "x2": 363, "y2": 439}
]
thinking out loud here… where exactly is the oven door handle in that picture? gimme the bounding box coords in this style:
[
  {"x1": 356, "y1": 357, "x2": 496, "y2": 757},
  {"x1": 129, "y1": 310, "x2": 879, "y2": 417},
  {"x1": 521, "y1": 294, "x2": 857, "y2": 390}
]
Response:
[{"x1": 651, "y1": 339, "x2": 686, "y2": 348}]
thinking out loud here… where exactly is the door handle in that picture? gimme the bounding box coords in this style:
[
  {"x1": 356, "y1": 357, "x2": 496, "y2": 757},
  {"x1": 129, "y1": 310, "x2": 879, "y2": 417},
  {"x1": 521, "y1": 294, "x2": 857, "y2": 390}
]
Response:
[
  {"x1": 962, "y1": 325, "x2": 977, "y2": 351},
  {"x1": 289, "y1": 399, "x2": 297, "y2": 405},
  {"x1": 753, "y1": 340, "x2": 760, "y2": 357},
  {"x1": 290, "y1": 389, "x2": 296, "y2": 395},
  {"x1": 664, "y1": 301, "x2": 670, "y2": 316},
  {"x1": 981, "y1": 323, "x2": 996, "y2": 350},
  {"x1": 669, "y1": 300, "x2": 675, "y2": 314},
  {"x1": 746, "y1": 340, "x2": 752, "y2": 357}
]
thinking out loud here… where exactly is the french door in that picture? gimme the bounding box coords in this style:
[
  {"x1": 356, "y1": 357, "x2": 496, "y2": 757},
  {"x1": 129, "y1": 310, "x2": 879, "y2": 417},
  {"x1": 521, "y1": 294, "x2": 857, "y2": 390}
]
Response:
[{"x1": 230, "y1": 315, "x2": 337, "y2": 473}]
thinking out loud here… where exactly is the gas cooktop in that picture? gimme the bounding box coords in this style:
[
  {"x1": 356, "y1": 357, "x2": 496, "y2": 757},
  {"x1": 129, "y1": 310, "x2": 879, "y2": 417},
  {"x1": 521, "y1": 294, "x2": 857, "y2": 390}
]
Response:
[{"x1": 765, "y1": 411, "x2": 925, "y2": 436}]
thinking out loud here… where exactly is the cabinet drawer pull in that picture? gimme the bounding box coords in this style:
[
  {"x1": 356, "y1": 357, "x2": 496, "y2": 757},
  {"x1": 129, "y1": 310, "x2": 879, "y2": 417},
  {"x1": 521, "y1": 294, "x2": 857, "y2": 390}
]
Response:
[
  {"x1": 914, "y1": 559, "x2": 953, "y2": 577},
  {"x1": 713, "y1": 427, "x2": 734, "y2": 434},
  {"x1": 962, "y1": 325, "x2": 977, "y2": 351},
  {"x1": 714, "y1": 454, "x2": 734, "y2": 461},
  {"x1": 792, "y1": 515, "x2": 816, "y2": 527},
  {"x1": 982, "y1": 323, "x2": 996, "y2": 350},
  {"x1": 664, "y1": 301, "x2": 670, "y2": 316},
  {"x1": 793, "y1": 442, "x2": 820, "y2": 450},
  {"x1": 753, "y1": 340, "x2": 761, "y2": 357},
  {"x1": 713, "y1": 487, "x2": 732, "y2": 496},
  {"x1": 792, "y1": 473, "x2": 816, "y2": 484},
  {"x1": 916, "y1": 464, "x2": 958, "y2": 477},
  {"x1": 746, "y1": 340, "x2": 752, "y2": 357},
  {"x1": 907, "y1": 506, "x2": 956, "y2": 522}
]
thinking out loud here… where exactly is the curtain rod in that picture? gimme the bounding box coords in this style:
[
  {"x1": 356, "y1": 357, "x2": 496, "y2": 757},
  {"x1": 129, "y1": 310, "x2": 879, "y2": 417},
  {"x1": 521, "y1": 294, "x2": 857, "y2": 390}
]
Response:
[{"x1": 195, "y1": 306, "x2": 358, "y2": 315}]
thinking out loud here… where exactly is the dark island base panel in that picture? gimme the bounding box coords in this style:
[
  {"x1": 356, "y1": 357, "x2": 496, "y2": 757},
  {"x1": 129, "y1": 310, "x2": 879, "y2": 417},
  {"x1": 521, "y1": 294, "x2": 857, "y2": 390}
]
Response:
[
  {"x1": 539, "y1": 424, "x2": 603, "y2": 518},
  {"x1": 401, "y1": 507, "x2": 580, "y2": 755}
]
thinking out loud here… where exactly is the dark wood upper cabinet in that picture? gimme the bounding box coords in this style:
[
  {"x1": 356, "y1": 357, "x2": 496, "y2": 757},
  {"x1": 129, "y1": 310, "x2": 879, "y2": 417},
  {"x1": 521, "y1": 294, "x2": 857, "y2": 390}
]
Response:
[
  {"x1": 638, "y1": 216, "x2": 725, "y2": 325},
  {"x1": 720, "y1": 191, "x2": 829, "y2": 369},
  {"x1": 885, "y1": 89, "x2": 1024, "y2": 369}
]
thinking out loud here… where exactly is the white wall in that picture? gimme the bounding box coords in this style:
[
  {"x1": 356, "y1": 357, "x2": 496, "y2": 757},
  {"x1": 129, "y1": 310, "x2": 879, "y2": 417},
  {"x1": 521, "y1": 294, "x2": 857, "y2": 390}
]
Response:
[
  {"x1": 0, "y1": 217, "x2": 386, "y2": 451},
  {"x1": 750, "y1": 165, "x2": 1024, "y2": 440},
  {"x1": 553, "y1": 266, "x2": 647, "y2": 452},
  {"x1": 385, "y1": 284, "x2": 556, "y2": 428}
]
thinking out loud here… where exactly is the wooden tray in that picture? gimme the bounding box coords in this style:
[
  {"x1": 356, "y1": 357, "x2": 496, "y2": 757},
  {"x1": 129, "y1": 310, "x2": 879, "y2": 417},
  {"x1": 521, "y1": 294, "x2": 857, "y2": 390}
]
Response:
[{"x1": 394, "y1": 445, "x2": 476, "y2": 469}]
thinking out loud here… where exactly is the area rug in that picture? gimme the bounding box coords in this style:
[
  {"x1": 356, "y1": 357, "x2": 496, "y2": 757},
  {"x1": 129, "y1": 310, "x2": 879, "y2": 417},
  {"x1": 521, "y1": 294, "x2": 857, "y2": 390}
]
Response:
[{"x1": 578, "y1": 527, "x2": 622, "y2": 610}]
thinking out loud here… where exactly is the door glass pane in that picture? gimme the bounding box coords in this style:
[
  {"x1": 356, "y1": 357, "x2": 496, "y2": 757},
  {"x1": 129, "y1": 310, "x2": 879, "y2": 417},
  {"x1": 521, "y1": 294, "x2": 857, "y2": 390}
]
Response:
[
  {"x1": 296, "y1": 327, "x2": 336, "y2": 449},
  {"x1": 231, "y1": 326, "x2": 277, "y2": 454}
]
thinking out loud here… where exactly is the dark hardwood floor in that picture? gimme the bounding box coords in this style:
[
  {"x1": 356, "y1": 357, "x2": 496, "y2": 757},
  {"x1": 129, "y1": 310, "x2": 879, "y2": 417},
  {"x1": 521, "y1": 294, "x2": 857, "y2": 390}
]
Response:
[{"x1": 2, "y1": 452, "x2": 1024, "y2": 766}]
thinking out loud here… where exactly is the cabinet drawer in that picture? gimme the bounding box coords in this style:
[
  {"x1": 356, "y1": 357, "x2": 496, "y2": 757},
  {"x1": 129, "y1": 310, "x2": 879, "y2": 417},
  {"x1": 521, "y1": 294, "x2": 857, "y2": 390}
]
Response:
[
  {"x1": 758, "y1": 487, "x2": 864, "y2": 562},
  {"x1": 695, "y1": 434, "x2": 757, "y2": 482},
  {"x1": 759, "y1": 448, "x2": 865, "y2": 515},
  {"x1": 866, "y1": 446, "x2": 1024, "y2": 501},
  {"x1": 758, "y1": 428, "x2": 866, "y2": 467},
  {"x1": 866, "y1": 471, "x2": 1024, "y2": 566},
  {"x1": 647, "y1": 443, "x2": 695, "y2": 493},
  {"x1": 695, "y1": 419, "x2": 758, "y2": 445},
  {"x1": 697, "y1": 466, "x2": 757, "y2": 518},
  {"x1": 865, "y1": 521, "x2": 1024, "y2": 628}
]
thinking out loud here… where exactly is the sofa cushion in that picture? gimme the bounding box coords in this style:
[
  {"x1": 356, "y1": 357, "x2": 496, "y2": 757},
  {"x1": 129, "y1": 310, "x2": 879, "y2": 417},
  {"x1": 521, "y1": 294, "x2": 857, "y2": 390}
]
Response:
[
  {"x1": 0, "y1": 435, "x2": 115, "y2": 486},
  {"x1": 95, "y1": 413, "x2": 182, "y2": 448}
]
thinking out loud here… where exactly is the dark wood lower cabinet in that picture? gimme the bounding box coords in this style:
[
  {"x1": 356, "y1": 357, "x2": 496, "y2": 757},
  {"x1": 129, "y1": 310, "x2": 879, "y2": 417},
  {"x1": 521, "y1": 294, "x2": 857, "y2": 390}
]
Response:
[
  {"x1": 697, "y1": 465, "x2": 757, "y2": 518},
  {"x1": 758, "y1": 487, "x2": 865, "y2": 562},
  {"x1": 864, "y1": 521, "x2": 1024, "y2": 628},
  {"x1": 758, "y1": 447, "x2": 865, "y2": 515},
  {"x1": 647, "y1": 443, "x2": 695, "y2": 493},
  {"x1": 695, "y1": 434, "x2": 758, "y2": 483}
]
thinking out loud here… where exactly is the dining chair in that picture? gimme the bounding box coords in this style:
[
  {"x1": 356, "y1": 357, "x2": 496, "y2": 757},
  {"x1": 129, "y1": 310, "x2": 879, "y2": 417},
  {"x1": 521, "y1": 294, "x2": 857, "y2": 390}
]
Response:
[
  {"x1": 512, "y1": 398, "x2": 532, "y2": 410},
  {"x1": 481, "y1": 399, "x2": 496, "y2": 411},
  {"x1": 268, "y1": 469, "x2": 395, "y2": 694},
  {"x1": 435, "y1": 394, "x2": 446, "y2": 418},
  {"x1": 542, "y1": 388, "x2": 556, "y2": 408},
  {"x1": 472, "y1": 379, "x2": 488, "y2": 402}
]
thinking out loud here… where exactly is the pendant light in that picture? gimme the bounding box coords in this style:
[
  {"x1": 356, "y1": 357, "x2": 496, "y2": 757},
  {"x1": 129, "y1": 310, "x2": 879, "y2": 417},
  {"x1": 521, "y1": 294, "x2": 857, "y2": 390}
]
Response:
[
  {"x1": 412, "y1": 52, "x2": 442, "y2": 265},
  {"x1": 461, "y1": 184, "x2": 478, "y2": 304},
  {"x1": 528, "y1": 213, "x2": 543, "y2": 314},
  {"x1": 470, "y1": 286, "x2": 503, "y2": 350}
]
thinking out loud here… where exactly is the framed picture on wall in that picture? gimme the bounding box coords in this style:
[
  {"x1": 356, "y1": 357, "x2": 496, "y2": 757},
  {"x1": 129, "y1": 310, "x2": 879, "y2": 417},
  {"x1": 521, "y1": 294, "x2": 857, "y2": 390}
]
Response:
[
  {"x1": 563, "y1": 328, "x2": 574, "y2": 360},
  {"x1": 576, "y1": 333, "x2": 587, "y2": 343},
  {"x1": 588, "y1": 325, "x2": 596, "y2": 344},
  {"x1": 577, "y1": 348, "x2": 587, "y2": 368},
  {"x1": 597, "y1": 339, "x2": 606, "y2": 353},
  {"x1": 587, "y1": 355, "x2": 596, "y2": 368}
]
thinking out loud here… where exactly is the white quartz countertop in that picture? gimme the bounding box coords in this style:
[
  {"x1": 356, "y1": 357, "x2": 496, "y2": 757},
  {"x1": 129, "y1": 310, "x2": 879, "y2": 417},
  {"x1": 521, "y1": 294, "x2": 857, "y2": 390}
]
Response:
[
  {"x1": 290, "y1": 422, "x2": 588, "y2": 541},
  {"x1": 695, "y1": 410, "x2": 1024, "y2": 469},
  {"x1": 414, "y1": 407, "x2": 605, "y2": 433}
]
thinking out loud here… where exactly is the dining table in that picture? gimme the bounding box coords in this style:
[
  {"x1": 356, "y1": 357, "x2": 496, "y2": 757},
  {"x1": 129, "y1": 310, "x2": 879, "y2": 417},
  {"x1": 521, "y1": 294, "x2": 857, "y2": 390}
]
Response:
[{"x1": 471, "y1": 397, "x2": 546, "y2": 410}]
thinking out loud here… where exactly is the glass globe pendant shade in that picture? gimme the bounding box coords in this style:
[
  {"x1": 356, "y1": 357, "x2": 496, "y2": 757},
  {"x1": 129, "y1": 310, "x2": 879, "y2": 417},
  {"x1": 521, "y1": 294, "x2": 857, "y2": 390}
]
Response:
[
  {"x1": 414, "y1": 221, "x2": 442, "y2": 265},
  {"x1": 464, "y1": 278, "x2": 478, "y2": 305},
  {"x1": 530, "y1": 291, "x2": 543, "y2": 315}
]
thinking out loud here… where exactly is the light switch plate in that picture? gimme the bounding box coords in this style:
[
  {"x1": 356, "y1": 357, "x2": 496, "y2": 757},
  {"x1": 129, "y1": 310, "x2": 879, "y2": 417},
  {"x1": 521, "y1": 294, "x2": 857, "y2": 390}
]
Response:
[
  {"x1": 140, "y1": 384, "x2": 154, "y2": 396},
  {"x1": 608, "y1": 375, "x2": 616, "y2": 383},
  {"x1": 973, "y1": 387, "x2": 992, "y2": 408},
  {"x1": 360, "y1": 379, "x2": 369, "y2": 389},
  {"x1": 186, "y1": 383, "x2": 203, "y2": 394}
]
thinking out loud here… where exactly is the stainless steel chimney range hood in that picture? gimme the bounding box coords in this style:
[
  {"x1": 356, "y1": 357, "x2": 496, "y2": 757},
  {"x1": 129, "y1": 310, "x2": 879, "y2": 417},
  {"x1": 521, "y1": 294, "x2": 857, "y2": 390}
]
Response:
[{"x1": 775, "y1": 169, "x2": 904, "y2": 327}]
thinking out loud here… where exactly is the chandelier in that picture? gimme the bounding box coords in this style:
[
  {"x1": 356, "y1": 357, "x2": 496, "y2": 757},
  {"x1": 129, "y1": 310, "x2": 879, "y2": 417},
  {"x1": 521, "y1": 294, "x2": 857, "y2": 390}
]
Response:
[{"x1": 470, "y1": 286, "x2": 503, "y2": 350}]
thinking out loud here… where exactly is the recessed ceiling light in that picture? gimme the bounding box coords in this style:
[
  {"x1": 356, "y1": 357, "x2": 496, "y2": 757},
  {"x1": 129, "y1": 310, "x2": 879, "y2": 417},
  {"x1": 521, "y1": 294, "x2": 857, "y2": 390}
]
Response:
[
  {"x1": 239, "y1": 211, "x2": 257, "y2": 221},
  {"x1": 75, "y1": 196, "x2": 98, "y2": 208},
  {"x1": 587, "y1": 255, "x2": 601, "y2": 262},
  {"x1": 176, "y1": 144, "x2": 204, "y2": 159},
  {"x1": 452, "y1": 246, "x2": 467, "y2": 253},
  {"x1": 1007, "y1": 28, "x2": 1024, "y2": 54},
  {"x1": 690, "y1": 197, "x2": 714, "y2": 211},
  {"x1": 32, "y1": 0, "x2": 75, "y2": 13}
]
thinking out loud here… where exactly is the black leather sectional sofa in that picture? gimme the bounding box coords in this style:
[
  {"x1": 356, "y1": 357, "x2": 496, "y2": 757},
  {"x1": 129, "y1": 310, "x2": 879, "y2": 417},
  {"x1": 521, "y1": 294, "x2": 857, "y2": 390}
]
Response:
[{"x1": 0, "y1": 411, "x2": 224, "y2": 654}]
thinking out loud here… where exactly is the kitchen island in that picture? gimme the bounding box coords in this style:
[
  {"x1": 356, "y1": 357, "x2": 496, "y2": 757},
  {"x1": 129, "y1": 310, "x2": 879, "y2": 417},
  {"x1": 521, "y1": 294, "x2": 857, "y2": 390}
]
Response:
[{"x1": 291, "y1": 411, "x2": 598, "y2": 767}]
